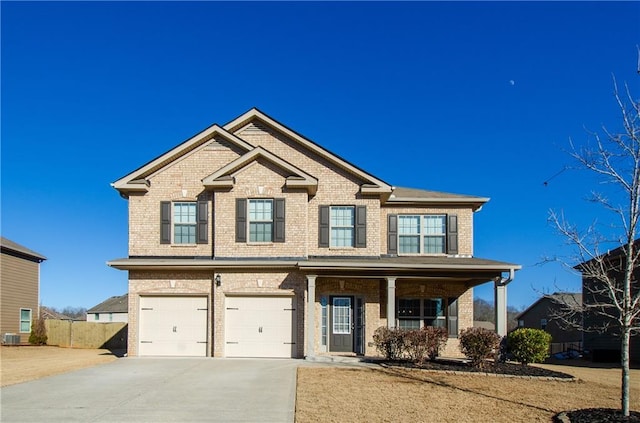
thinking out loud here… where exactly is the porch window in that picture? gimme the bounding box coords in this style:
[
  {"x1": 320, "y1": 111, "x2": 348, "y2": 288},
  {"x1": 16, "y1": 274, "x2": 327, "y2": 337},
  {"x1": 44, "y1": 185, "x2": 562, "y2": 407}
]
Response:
[
  {"x1": 397, "y1": 298, "x2": 446, "y2": 329},
  {"x1": 321, "y1": 296, "x2": 328, "y2": 347}
]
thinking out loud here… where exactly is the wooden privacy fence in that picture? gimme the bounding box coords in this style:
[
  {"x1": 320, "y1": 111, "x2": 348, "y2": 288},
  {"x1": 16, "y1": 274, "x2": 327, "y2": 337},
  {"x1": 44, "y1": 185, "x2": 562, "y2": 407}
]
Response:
[{"x1": 45, "y1": 320, "x2": 127, "y2": 350}]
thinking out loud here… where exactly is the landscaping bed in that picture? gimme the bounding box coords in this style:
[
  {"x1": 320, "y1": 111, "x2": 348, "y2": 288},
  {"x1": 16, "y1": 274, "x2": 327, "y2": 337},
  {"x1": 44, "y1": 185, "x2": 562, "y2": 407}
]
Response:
[{"x1": 383, "y1": 358, "x2": 574, "y2": 379}]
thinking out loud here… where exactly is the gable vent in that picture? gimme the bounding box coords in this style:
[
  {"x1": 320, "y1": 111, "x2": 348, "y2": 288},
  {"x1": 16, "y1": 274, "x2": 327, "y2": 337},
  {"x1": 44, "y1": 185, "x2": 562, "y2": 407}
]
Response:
[
  {"x1": 240, "y1": 122, "x2": 270, "y2": 133},
  {"x1": 205, "y1": 137, "x2": 233, "y2": 151}
]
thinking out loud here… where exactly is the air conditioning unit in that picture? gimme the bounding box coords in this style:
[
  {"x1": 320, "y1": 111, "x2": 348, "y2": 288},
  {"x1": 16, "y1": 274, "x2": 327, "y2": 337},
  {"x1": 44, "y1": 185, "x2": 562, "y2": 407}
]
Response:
[{"x1": 3, "y1": 333, "x2": 21, "y2": 345}]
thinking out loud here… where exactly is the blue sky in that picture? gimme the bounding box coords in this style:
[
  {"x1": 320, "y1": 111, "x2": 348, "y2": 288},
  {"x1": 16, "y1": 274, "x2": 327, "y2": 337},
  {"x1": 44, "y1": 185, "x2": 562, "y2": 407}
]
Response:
[{"x1": 2, "y1": 2, "x2": 639, "y2": 310}]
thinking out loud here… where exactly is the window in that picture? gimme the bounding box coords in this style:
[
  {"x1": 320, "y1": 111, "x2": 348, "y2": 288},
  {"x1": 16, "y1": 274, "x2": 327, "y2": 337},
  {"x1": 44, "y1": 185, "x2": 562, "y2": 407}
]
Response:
[
  {"x1": 540, "y1": 318, "x2": 547, "y2": 330},
  {"x1": 19, "y1": 309, "x2": 32, "y2": 333},
  {"x1": 332, "y1": 297, "x2": 351, "y2": 334},
  {"x1": 330, "y1": 206, "x2": 355, "y2": 247},
  {"x1": 94, "y1": 313, "x2": 99, "y2": 321},
  {"x1": 173, "y1": 202, "x2": 197, "y2": 244},
  {"x1": 518, "y1": 319, "x2": 525, "y2": 327},
  {"x1": 398, "y1": 215, "x2": 446, "y2": 254},
  {"x1": 249, "y1": 199, "x2": 273, "y2": 242},
  {"x1": 397, "y1": 298, "x2": 446, "y2": 329},
  {"x1": 161, "y1": 200, "x2": 207, "y2": 245},
  {"x1": 236, "y1": 198, "x2": 285, "y2": 243}
]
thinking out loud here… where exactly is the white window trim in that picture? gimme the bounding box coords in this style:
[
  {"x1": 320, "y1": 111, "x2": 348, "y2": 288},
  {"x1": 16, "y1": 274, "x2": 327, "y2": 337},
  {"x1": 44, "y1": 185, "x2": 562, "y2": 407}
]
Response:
[
  {"x1": 172, "y1": 201, "x2": 197, "y2": 245},
  {"x1": 19, "y1": 308, "x2": 32, "y2": 333},
  {"x1": 248, "y1": 198, "x2": 274, "y2": 244},
  {"x1": 329, "y1": 205, "x2": 355, "y2": 248},
  {"x1": 397, "y1": 214, "x2": 447, "y2": 255}
]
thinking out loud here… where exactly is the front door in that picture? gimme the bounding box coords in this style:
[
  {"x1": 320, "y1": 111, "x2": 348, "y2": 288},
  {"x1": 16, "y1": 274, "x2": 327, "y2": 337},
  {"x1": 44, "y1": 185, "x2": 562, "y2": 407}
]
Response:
[{"x1": 329, "y1": 296, "x2": 353, "y2": 352}]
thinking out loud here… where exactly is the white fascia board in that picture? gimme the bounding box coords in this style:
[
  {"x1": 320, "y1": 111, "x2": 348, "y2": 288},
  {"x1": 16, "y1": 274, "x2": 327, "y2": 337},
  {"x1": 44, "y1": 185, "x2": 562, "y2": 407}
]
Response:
[{"x1": 112, "y1": 125, "x2": 254, "y2": 193}]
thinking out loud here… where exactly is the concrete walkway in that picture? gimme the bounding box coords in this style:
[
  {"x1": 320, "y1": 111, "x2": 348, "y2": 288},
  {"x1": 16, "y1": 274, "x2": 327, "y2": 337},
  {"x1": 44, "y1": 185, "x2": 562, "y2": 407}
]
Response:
[{"x1": 1, "y1": 358, "x2": 300, "y2": 422}]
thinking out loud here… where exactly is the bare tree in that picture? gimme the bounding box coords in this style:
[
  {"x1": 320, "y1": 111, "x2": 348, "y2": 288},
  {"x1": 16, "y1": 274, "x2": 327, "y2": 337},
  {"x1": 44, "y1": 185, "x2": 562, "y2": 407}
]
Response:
[{"x1": 548, "y1": 76, "x2": 640, "y2": 417}]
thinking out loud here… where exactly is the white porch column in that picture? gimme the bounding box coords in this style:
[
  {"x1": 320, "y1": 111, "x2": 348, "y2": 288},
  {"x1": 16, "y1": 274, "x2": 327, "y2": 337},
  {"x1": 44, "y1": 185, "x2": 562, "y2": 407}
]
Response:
[
  {"x1": 306, "y1": 275, "x2": 317, "y2": 358},
  {"x1": 494, "y1": 280, "x2": 508, "y2": 337},
  {"x1": 387, "y1": 277, "x2": 396, "y2": 328}
]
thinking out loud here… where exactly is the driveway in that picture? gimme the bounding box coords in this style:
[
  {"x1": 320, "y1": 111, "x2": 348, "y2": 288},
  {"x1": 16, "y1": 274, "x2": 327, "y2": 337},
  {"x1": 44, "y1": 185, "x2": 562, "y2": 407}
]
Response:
[{"x1": 1, "y1": 358, "x2": 300, "y2": 422}]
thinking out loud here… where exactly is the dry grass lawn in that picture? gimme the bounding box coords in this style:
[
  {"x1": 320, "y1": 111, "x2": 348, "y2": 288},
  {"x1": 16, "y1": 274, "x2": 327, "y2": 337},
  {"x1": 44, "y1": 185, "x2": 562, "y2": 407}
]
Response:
[
  {"x1": 1, "y1": 346, "x2": 118, "y2": 387},
  {"x1": 296, "y1": 364, "x2": 640, "y2": 423}
]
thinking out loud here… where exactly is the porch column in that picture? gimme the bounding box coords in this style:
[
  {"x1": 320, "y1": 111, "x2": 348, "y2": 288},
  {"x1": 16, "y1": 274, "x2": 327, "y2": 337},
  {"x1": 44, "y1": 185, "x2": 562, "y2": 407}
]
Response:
[
  {"x1": 306, "y1": 275, "x2": 317, "y2": 358},
  {"x1": 387, "y1": 277, "x2": 396, "y2": 328},
  {"x1": 494, "y1": 280, "x2": 508, "y2": 337}
]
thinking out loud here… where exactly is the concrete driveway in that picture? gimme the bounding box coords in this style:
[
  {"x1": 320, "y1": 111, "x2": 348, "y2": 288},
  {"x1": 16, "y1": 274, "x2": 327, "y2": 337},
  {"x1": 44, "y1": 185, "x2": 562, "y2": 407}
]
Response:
[{"x1": 1, "y1": 358, "x2": 300, "y2": 422}]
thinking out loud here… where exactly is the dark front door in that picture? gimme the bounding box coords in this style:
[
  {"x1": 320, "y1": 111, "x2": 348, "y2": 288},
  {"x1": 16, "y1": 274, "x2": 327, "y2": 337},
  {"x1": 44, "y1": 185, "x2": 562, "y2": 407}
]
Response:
[{"x1": 329, "y1": 296, "x2": 353, "y2": 352}]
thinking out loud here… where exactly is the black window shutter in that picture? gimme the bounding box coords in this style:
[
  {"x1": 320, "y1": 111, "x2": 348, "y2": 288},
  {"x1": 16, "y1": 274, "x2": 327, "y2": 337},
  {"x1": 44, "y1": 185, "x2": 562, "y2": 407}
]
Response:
[
  {"x1": 197, "y1": 200, "x2": 208, "y2": 244},
  {"x1": 387, "y1": 214, "x2": 398, "y2": 255},
  {"x1": 318, "y1": 206, "x2": 330, "y2": 248},
  {"x1": 447, "y1": 214, "x2": 459, "y2": 255},
  {"x1": 447, "y1": 297, "x2": 459, "y2": 338},
  {"x1": 236, "y1": 199, "x2": 247, "y2": 243},
  {"x1": 355, "y1": 206, "x2": 367, "y2": 248},
  {"x1": 274, "y1": 199, "x2": 285, "y2": 243},
  {"x1": 160, "y1": 201, "x2": 171, "y2": 244}
]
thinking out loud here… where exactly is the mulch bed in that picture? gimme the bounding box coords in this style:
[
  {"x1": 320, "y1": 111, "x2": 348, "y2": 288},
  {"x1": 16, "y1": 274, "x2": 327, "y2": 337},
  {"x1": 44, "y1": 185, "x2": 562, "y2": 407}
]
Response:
[
  {"x1": 381, "y1": 358, "x2": 574, "y2": 379},
  {"x1": 555, "y1": 409, "x2": 640, "y2": 422}
]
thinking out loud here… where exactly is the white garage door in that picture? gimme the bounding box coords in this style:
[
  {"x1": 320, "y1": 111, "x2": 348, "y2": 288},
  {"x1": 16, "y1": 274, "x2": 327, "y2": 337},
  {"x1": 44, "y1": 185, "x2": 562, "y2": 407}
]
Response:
[
  {"x1": 139, "y1": 296, "x2": 208, "y2": 357},
  {"x1": 225, "y1": 296, "x2": 296, "y2": 358}
]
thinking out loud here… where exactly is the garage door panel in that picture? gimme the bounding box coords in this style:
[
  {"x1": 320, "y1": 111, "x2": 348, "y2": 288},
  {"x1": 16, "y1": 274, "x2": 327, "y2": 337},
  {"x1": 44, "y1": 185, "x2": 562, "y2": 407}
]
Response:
[
  {"x1": 225, "y1": 296, "x2": 296, "y2": 358},
  {"x1": 139, "y1": 297, "x2": 208, "y2": 357}
]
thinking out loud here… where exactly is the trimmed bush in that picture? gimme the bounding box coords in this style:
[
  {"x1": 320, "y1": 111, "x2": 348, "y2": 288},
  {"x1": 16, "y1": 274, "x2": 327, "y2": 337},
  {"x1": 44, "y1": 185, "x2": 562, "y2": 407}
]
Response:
[
  {"x1": 423, "y1": 326, "x2": 449, "y2": 361},
  {"x1": 29, "y1": 315, "x2": 47, "y2": 345},
  {"x1": 373, "y1": 327, "x2": 405, "y2": 360},
  {"x1": 507, "y1": 328, "x2": 552, "y2": 365},
  {"x1": 458, "y1": 327, "x2": 500, "y2": 368}
]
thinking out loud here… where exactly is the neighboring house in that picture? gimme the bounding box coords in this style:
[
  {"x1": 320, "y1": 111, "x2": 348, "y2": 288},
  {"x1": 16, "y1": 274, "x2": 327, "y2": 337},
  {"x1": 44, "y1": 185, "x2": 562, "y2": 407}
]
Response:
[
  {"x1": 578, "y1": 244, "x2": 640, "y2": 363},
  {"x1": 40, "y1": 306, "x2": 72, "y2": 321},
  {"x1": 1, "y1": 237, "x2": 47, "y2": 344},
  {"x1": 108, "y1": 108, "x2": 520, "y2": 358},
  {"x1": 516, "y1": 292, "x2": 583, "y2": 352},
  {"x1": 86, "y1": 294, "x2": 128, "y2": 323}
]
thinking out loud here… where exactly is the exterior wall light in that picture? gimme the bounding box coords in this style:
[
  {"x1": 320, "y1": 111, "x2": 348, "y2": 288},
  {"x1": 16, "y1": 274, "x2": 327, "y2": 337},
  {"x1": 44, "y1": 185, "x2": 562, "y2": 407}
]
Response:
[{"x1": 215, "y1": 274, "x2": 222, "y2": 287}]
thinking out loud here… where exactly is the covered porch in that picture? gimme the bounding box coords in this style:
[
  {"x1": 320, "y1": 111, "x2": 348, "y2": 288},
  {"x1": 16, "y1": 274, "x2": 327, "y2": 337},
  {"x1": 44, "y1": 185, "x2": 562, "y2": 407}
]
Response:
[{"x1": 300, "y1": 256, "x2": 520, "y2": 358}]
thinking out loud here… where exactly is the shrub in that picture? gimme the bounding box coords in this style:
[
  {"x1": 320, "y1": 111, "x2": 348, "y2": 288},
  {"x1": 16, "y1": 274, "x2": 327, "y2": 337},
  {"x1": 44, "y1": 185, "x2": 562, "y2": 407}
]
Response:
[
  {"x1": 458, "y1": 327, "x2": 500, "y2": 368},
  {"x1": 423, "y1": 326, "x2": 448, "y2": 361},
  {"x1": 403, "y1": 330, "x2": 428, "y2": 363},
  {"x1": 29, "y1": 315, "x2": 47, "y2": 345},
  {"x1": 507, "y1": 328, "x2": 552, "y2": 365},
  {"x1": 373, "y1": 326, "x2": 405, "y2": 360}
]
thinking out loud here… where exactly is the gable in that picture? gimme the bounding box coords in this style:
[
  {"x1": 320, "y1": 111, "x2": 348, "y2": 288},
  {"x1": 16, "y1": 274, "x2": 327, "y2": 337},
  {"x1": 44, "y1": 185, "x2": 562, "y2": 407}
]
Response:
[
  {"x1": 224, "y1": 109, "x2": 393, "y2": 196},
  {"x1": 112, "y1": 125, "x2": 254, "y2": 196},
  {"x1": 202, "y1": 146, "x2": 318, "y2": 195}
]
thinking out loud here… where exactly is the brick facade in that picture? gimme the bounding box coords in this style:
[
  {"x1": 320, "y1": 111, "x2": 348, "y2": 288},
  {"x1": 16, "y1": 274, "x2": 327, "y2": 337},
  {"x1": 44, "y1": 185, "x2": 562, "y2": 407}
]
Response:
[{"x1": 111, "y1": 109, "x2": 516, "y2": 359}]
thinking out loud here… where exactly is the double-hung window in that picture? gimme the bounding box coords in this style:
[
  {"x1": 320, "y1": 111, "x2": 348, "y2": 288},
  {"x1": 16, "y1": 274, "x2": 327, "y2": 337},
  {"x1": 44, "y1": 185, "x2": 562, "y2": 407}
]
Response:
[
  {"x1": 249, "y1": 199, "x2": 273, "y2": 242},
  {"x1": 173, "y1": 202, "x2": 197, "y2": 244},
  {"x1": 236, "y1": 198, "x2": 285, "y2": 243},
  {"x1": 398, "y1": 215, "x2": 446, "y2": 254},
  {"x1": 160, "y1": 200, "x2": 208, "y2": 245},
  {"x1": 319, "y1": 205, "x2": 366, "y2": 248},
  {"x1": 330, "y1": 206, "x2": 355, "y2": 247},
  {"x1": 19, "y1": 309, "x2": 32, "y2": 333}
]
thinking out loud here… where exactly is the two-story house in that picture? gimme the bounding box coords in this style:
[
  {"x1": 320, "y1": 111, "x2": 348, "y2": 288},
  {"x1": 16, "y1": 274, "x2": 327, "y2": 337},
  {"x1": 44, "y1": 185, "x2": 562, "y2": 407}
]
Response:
[{"x1": 108, "y1": 108, "x2": 520, "y2": 358}]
